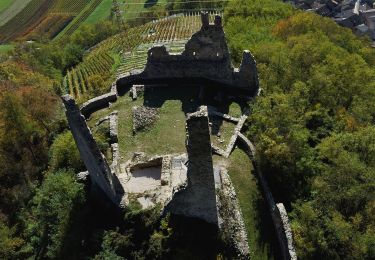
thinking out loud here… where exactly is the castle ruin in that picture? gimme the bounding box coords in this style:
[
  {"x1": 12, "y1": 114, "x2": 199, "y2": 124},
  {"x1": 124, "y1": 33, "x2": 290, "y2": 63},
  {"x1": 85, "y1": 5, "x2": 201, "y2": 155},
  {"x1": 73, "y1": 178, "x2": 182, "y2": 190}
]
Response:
[{"x1": 62, "y1": 12, "x2": 296, "y2": 260}]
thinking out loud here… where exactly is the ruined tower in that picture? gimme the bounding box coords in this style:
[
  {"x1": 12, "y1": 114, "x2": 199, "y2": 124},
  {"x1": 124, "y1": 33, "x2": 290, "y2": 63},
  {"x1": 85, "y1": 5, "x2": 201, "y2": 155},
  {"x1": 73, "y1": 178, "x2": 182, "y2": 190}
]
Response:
[
  {"x1": 61, "y1": 95, "x2": 123, "y2": 204},
  {"x1": 165, "y1": 106, "x2": 218, "y2": 225}
]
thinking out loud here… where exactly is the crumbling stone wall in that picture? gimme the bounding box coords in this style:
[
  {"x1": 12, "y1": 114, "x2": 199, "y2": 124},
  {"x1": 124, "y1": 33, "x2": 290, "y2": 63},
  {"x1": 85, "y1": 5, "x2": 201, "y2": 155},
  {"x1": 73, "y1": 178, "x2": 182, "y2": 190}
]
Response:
[
  {"x1": 217, "y1": 167, "x2": 250, "y2": 259},
  {"x1": 62, "y1": 95, "x2": 123, "y2": 205},
  {"x1": 237, "y1": 132, "x2": 297, "y2": 260},
  {"x1": 165, "y1": 106, "x2": 218, "y2": 225},
  {"x1": 80, "y1": 90, "x2": 117, "y2": 117},
  {"x1": 116, "y1": 12, "x2": 259, "y2": 96}
]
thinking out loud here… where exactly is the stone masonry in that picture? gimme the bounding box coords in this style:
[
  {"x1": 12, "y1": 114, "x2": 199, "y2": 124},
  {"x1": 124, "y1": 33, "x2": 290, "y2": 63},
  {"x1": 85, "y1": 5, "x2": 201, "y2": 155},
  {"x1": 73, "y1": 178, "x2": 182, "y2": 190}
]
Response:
[
  {"x1": 116, "y1": 12, "x2": 259, "y2": 96},
  {"x1": 62, "y1": 95, "x2": 123, "y2": 205},
  {"x1": 165, "y1": 106, "x2": 218, "y2": 225}
]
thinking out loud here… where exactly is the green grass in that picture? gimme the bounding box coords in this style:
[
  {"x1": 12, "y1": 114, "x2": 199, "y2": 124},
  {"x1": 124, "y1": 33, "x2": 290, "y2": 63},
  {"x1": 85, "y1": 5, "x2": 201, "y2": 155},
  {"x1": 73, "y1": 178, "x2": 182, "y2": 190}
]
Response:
[
  {"x1": 0, "y1": 44, "x2": 14, "y2": 53},
  {"x1": 88, "y1": 94, "x2": 187, "y2": 162},
  {"x1": 229, "y1": 102, "x2": 243, "y2": 118},
  {"x1": 227, "y1": 148, "x2": 279, "y2": 260},
  {"x1": 210, "y1": 118, "x2": 235, "y2": 150},
  {"x1": 123, "y1": 0, "x2": 167, "y2": 21},
  {"x1": 84, "y1": 0, "x2": 168, "y2": 24},
  {"x1": 0, "y1": 0, "x2": 33, "y2": 27},
  {"x1": 117, "y1": 98, "x2": 186, "y2": 160},
  {"x1": 85, "y1": 88, "x2": 277, "y2": 259},
  {"x1": 0, "y1": 0, "x2": 13, "y2": 13},
  {"x1": 83, "y1": 0, "x2": 112, "y2": 24},
  {"x1": 111, "y1": 52, "x2": 121, "y2": 70}
]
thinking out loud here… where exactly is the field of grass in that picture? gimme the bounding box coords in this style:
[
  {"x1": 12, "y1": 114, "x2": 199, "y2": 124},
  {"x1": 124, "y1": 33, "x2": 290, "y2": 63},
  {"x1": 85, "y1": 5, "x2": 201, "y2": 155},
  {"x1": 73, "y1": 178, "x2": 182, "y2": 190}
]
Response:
[
  {"x1": 0, "y1": 0, "x2": 33, "y2": 27},
  {"x1": 0, "y1": 0, "x2": 13, "y2": 13},
  {"x1": 84, "y1": 0, "x2": 168, "y2": 24},
  {"x1": 228, "y1": 102, "x2": 243, "y2": 118},
  {"x1": 55, "y1": 0, "x2": 104, "y2": 39},
  {"x1": 88, "y1": 95, "x2": 187, "y2": 161},
  {"x1": 226, "y1": 148, "x2": 279, "y2": 259},
  {"x1": 83, "y1": 0, "x2": 113, "y2": 24},
  {"x1": 123, "y1": 0, "x2": 167, "y2": 21},
  {"x1": 116, "y1": 97, "x2": 186, "y2": 161},
  {"x1": 0, "y1": 44, "x2": 14, "y2": 53},
  {"x1": 210, "y1": 118, "x2": 235, "y2": 150}
]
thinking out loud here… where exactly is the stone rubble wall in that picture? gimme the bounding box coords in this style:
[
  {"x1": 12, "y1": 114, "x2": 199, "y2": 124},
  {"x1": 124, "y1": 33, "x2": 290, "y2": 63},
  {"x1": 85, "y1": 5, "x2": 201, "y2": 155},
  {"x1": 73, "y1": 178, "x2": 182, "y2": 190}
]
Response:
[
  {"x1": 208, "y1": 108, "x2": 247, "y2": 158},
  {"x1": 165, "y1": 106, "x2": 218, "y2": 225},
  {"x1": 237, "y1": 132, "x2": 297, "y2": 260},
  {"x1": 110, "y1": 143, "x2": 120, "y2": 175},
  {"x1": 131, "y1": 84, "x2": 145, "y2": 100},
  {"x1": 211, "y1": 144, "x2": 227, "y2": 157},
  {"x1": 116, "y1": 13, "x2": 259, "y2": 97},
  {"x1": 109, "y1": 111, "x2": 118, "y2": 143},
  {"x1": 61, "y1": 95, "x2": 123, "y2": 205},
  {"x1": 80, "y1": 91, "x2": 117, "y2": 118},
  {"x1": 277, "y1": 203, "x2": 298, "y2": 260},
  {"x1": 109, "y1": 110, "x2": 119, "y2": 175},
  {"x1": 161, "y1": 156, "x2": 172, "y2": 186},
  {"x1": 208, "y1": 106, "x2": 240, "y2": 123},
  {"x1": 95, "y1": 115, "x2": 110, "y2": 127},
  {"x1": 132, "y1": 106, "x2": 159, "y2": 133},
  {"x1": 224, "y1": 114, "x2": 248, "y2": 158},
  {"x1": 217, "y1": 167, "x2": 250, "y2": 259}
]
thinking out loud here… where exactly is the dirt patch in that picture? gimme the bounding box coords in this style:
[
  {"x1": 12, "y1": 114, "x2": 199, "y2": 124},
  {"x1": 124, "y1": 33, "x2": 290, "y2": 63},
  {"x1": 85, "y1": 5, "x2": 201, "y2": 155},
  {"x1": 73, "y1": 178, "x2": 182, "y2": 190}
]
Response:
[{"x1": 124, "y1": 166, "x2": 162, "y2": 193}]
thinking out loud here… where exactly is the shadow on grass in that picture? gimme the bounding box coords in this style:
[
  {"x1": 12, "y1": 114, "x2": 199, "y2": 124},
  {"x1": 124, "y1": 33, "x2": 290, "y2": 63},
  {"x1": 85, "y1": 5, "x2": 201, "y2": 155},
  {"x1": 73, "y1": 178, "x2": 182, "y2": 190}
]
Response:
[
  {"x1": 242, "y1": 144, "x2": 282, "y2": 259},
  {"x1": 253, "y1": 186, "x2": 282, "y2": 260},
  {"x1": 142, "y1": 84, "x2": 250, "y2": 138}
]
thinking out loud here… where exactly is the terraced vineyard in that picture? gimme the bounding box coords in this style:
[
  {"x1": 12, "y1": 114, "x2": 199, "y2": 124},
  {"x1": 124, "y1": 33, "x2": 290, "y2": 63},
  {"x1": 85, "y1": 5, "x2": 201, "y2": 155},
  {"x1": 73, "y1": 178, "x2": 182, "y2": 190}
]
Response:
[
  {"x1": 64, "y1": 53, "x2": 114, "y2": 98},
  {"x1": 0, "y1": 0, "x2": 33, "y2": 27},
  {"x1": 64, "y1": 12, "x2": 219, "y2": 100},
  {"x1": 0, "y1": 0, "x2": 91, "y2": 42},
  {"x1": 0, "y1": 0, "x2": 54, "y2": 42},
  {"x1": 50, "y1": 0, "x2": 90, "y2": 14},
  {"x1": 116, "y1": 40, "x2": 187, "y2": 77},
  {"x1": 55, "y1": 0, "x2": 104, "y2": 40},
  {"x1": 23, "y1": 14, "x2": 74, "y2": 40}
]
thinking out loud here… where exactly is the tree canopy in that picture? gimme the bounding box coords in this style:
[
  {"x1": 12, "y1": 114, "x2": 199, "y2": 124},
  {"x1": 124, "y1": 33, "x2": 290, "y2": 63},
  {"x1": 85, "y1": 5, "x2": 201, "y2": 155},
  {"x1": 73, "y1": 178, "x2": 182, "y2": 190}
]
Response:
[{"x1": 225, "y1": 0, "x2": 375, "y2": 258}]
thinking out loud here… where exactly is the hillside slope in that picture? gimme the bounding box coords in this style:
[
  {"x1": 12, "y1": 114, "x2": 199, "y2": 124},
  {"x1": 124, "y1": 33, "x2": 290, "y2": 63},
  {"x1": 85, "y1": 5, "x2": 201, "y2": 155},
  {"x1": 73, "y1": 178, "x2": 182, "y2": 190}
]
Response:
[
  {"x1": 64, "y1": 12, "x2": 214, "y2": 102},
  {"x1": 0, "y1": 0, "x2": 91, "y2": 43}
]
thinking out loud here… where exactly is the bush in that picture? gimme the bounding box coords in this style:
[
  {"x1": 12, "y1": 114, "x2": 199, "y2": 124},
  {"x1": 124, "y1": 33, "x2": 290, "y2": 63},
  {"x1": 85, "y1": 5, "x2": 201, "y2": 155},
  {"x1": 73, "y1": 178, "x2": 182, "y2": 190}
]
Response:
[
  {"x1": 49, "y1": 131, "x2": 84, "y2": 171},
  {"x1": 224, "y1": 0, "x2": 375, "y2": 258},
  {"x1": 21, "y1": 170, "x2": 85, "y2": 259}
]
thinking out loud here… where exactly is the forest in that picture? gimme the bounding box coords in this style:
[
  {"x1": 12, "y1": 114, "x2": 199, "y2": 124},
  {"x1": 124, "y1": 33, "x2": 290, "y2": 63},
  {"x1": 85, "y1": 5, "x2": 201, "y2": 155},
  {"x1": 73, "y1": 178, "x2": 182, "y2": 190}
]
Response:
[
  {"x1": 0, "y1": 0, "x2": 374, "y2": 259},
  {"x1": 225, "y1": 0, "x2": 375, "y2": 258}
]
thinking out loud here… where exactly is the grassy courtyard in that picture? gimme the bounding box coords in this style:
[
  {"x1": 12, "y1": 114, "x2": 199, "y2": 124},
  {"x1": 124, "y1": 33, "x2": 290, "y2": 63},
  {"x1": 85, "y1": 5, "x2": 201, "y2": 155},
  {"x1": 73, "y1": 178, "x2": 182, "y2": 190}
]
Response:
[
  {"x1": 85, "y1": 87, "x2": 278, "y2": 259},
  {"x1": 88, "y1": 93, "x2": 187, "y2": 162},
  {"x1": 227, "y1": 148, "x2": 279, "y2": 259}
]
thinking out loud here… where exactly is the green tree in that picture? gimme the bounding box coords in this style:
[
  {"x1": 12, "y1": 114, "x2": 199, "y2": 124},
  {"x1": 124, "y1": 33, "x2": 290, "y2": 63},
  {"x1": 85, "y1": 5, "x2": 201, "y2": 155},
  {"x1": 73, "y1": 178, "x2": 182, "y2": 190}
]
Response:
[
  {"x1": 22, "y1": 170, "x2": 85, "y2": 259},
  {"x1": 49, "y1": 131, "x2": 84, "y2": 172}
]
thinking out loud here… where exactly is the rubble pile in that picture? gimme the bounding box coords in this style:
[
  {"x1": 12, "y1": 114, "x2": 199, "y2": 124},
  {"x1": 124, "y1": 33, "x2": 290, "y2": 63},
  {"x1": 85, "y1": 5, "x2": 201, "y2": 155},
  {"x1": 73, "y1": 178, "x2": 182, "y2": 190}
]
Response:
[{"x1": 132, "y1": 106, "x2": 159, "y2": 133}]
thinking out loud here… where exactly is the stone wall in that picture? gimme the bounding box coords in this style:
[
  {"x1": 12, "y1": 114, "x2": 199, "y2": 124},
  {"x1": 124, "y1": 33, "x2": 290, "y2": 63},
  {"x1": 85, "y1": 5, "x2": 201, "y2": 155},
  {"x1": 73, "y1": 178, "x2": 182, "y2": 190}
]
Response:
[
  {"x1": 116, "y1": 12, "x2": 259, "y2": 97},
  {"x1": 80, "y1": 91, "x2": 117, "y2": 118},
  {"x1": 62, "y1": 95, "x2": 123, "y2": 205},
  {"x1": 217, "y1": 167, "x2": 250, "y2": 258},
  {"x1": 237, "y1": 132, "x2": 297, "y2": 260},
  {"x1": 165, "y1": 106, "x2": 218, "y2": 225}
]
